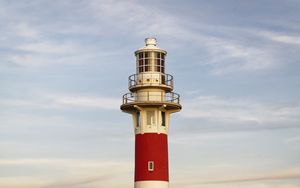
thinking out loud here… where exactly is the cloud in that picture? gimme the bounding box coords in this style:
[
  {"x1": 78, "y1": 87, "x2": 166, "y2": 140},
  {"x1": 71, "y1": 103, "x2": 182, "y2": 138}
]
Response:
[
  {"x1": 1, "y1": 0, "x2": 298, "y2": 75},
  {"x1": 0, "y1": 159, "x2": 132, "y2": 188},
  {"x1": 53, "y1": 95, "x2": 120, "y2": 110},
  {"x1": 259, "y1": 31, "x2": 300, "y2": 45},
  {"x1": 14, "y1": 22, "x2": 40, "y2": 39},
  {"x1": 171, "y1": 168, "x2": 300, "y2": 188},
  {"x1": 285, "y1": 136, "x2": 300, "y2": 143},
  {"x1": 94, "y1": 1, "x2": 282, "y2": 75},
  {"x1": 0, "y1": 177, "x2": 50, "y2": 188},
  {"x1": 204, "y1": 38, "x2": 276, "y2": 74},
  {"x1": 201, "y1": 168, "x2": 300, "y2": 184},
  {"x1": 87, "y1": 0, "x2": 178, "y2": 36},
  {"x1": 181, "y1": 95, "x2": 300, "y2": 126},
  {"x1": 42, "y1": 176, "x2": 111, "y2": 188},
  {"x1": 16, "y1": 41, "x2": 82, "y2": 55},
  {"x1": 0, "y1": 159, "x2": 127, "y2": 167},
  {"x1": 0, "y1": 93, "x2": 120, "y2": 110}
]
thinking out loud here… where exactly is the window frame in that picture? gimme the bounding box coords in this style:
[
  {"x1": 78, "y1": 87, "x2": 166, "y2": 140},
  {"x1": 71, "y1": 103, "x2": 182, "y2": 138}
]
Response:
[
  {"x1": 136, "y1": 111, "x2": 140, "y2": 127},
  {"x1": 161, "y1": 111, "x2": 166, "y2": 127},
  {"x1": 136, "y1": 51, "x2": 165, "y2": 73},
  {"x1": 148, "y1": 161, "x2": 154, "y2": 171}
]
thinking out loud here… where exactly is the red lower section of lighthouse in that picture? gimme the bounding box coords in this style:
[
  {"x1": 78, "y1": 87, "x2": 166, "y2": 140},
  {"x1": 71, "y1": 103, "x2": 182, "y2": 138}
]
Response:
[{"x1": 135, "y1": 133, "x2": 169, "y2": 182}]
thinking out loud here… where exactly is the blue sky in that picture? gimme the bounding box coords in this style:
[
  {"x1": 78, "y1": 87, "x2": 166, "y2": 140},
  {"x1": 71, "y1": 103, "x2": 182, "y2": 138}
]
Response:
[{"x1": 0, "y1": 0, "x2": 300, "y2": 187}]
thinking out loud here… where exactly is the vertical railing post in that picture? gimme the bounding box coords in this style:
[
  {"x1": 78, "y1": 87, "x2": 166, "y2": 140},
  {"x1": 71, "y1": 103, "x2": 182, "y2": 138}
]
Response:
[
  {"x1": 172, "y1": 93, "x2": 174, "y2": 102},
  {"x1": 128, "y1": 76, "x2": 130, "y2": 88}
]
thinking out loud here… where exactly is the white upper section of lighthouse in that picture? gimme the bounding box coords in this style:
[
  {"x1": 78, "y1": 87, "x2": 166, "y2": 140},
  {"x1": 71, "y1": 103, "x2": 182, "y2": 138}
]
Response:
[{"x1": 121, "y1": 38, "x2": 181, "y2": 114}]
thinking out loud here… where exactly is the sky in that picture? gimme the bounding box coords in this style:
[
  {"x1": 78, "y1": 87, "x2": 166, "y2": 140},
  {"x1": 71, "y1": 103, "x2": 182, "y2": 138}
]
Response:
[{"x1": 0, "y1": 0, "x2": 300, "y2": 187}]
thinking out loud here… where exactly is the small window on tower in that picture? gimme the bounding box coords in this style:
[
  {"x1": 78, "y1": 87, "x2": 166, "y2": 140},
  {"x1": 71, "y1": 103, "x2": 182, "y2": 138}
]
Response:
[
  {"x1": 145, "y1": 52, "x2": 149, "y2": 58},
  {"x1": 136, "y1": 112, "x2": 140, "y2": 127},
  {"x1": 148, "y1": 161, "x2": 154, "y2": 171},
  {"x1": 161, "y1": 111, "x2": 166, "y2": 126}
]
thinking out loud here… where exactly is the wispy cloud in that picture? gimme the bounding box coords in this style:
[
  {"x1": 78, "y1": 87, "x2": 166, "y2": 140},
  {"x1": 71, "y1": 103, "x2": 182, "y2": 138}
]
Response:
[
  {"x1": 0, "y1": 1, "x2": 300, "y2": 188},
  {"x1": 201, "y1": 168, "x2": 300, "y2": 184},
  {"x1": 171, "y1": 168, "x2": 300, "y2": 188},
  {"x1": 0, "y1": 93, "x2": 120, "y2": 110},
  {"x1": 52, "y1": 94, "x2": 120, "y2": 110},
  {"x1": 205, "y1": 38, "x2": 276, "y2": 74},
  {"x1": 1, "y1": 0, "x2": 298, "y2": 74},
  {"x1": 0, "y1": 159, "x2": 132, "y2": 188},
  {"x1": 89, "y1": 1, "x2": 283, "y2": 75},
  {"x1": 182, "y1": 95, "x2": 300, "y2": 126},
  {"x1": 13, "y1": 22, "x2": 41, "y2": 39},
  {"x1": 259, "y1": 31, "x2": 300, "y2": 45},
  {"x1": 0, "y1": 159, "x2": 128, "y2": 167},
  {"x1": 42, "y1": 175, "x2": 113, "y2": 188},
  {"x1": 16, "y1": 41, "x2": 82, "y2": 55}
]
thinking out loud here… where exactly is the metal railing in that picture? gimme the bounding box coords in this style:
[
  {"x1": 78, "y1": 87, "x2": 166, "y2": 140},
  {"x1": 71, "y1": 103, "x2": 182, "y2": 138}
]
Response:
[
  {"x1": 122, "y1": 91, "x2": 180, "y2": 105},
  {"x1": 128, "y1": 73, "x2": 173, "y2": 89}
]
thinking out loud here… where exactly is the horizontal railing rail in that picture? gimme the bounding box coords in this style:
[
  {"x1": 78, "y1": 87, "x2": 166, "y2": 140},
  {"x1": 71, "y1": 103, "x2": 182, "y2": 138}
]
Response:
[
  {"x1": 128, "y1": 73, "x2": 173, "y2": 89},
  {"x1": 122, "y1": 91, "x2": 180, "y2": 105}
]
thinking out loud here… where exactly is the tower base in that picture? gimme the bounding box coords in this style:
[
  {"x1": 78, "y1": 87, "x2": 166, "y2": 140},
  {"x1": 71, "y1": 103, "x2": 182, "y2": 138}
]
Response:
[{"x1": 135, "y1": 181, "x2": 168, "y2": 188}]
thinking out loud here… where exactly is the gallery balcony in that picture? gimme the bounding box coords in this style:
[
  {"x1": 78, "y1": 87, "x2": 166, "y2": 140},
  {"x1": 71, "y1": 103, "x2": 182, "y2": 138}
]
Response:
[{"x1": 128, "y1": 73, "x2": 173, "y2": 92}]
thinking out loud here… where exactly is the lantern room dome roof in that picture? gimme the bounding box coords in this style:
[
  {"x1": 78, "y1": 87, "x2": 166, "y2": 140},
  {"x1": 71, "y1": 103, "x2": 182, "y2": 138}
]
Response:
[{"x1": 135, "y1": 37, "x2": 167, "y2": 55}]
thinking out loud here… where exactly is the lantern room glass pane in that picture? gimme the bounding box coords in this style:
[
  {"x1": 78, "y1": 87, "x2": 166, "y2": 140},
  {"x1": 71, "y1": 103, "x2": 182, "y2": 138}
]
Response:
[
  {"x1": 156, "y1": 52, "x2": 161, "y2": 58},
  {"x1": 136, "y1": 51, "x2": 166, "y2": 73},
  {"x1": 139, "y1": 53, "x2": 143, "y2": 58},
  {"x1": 156, "y1": 59, "x2": 160, "y2": 66},
  {"x1": 145, "y1": 59, "x2": 149, "y2": 65},
  {"x1": 155, "y1": 66, "x2": 160, "y2": 72},
  {"x1": 139, "y1": 59, "x2": 143, "y2": 66}
]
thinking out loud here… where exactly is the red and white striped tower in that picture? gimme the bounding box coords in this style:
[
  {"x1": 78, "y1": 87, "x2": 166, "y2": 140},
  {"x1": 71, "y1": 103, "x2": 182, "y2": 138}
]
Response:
[{"x1": 121, "y1": 38, "x2": 181, "y2": 188}]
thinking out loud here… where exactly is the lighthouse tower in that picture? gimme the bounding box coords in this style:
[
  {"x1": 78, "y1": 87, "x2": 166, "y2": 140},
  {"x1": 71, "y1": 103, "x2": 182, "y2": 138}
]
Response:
[{"x1": 121, "y1": 38, "x2": 181, "y2": 188}]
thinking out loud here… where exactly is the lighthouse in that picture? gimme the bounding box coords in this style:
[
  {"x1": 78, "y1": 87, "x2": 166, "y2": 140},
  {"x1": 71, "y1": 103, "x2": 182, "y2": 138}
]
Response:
[{"x1": 121, "y1": 38, "x2": 182, "y2": 188}]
